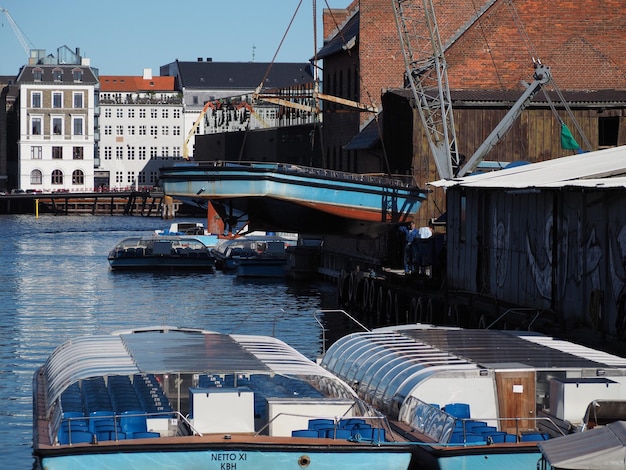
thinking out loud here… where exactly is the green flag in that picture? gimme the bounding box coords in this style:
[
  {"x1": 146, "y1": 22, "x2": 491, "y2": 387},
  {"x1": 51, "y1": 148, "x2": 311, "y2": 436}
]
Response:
[{"x1": 561, "y1": 123, "x2": 580, "y2": 151}]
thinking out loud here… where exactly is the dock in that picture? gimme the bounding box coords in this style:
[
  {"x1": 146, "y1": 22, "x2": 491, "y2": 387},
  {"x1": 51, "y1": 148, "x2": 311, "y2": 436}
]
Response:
[{"x1": 0, "y1": 191, "x2": 171, "y2": 216}]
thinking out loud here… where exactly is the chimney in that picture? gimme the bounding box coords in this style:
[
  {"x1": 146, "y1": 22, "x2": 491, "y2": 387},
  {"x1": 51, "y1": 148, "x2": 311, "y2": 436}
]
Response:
[{"x1": 143, "y1": 68, "x2": 153, "y2": 80}]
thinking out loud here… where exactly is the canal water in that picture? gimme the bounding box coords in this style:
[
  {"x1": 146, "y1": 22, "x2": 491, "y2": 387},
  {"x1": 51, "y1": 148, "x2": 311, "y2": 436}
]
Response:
[{"x1": 0, "y1": 214, "x2": 342, "y2": 468}]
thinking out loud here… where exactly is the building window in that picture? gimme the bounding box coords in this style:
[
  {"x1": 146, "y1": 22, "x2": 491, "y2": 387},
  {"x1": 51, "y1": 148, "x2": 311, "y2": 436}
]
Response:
[
  {"x1": 150, "y1": 171, "x2": 158, "y2": 184},
  {"x1": 128, "y1": 109, "x2": 135, "y2": 118},
  {"x1": 73, "y1": 92, "x2": 83, "y2": 108},
  {"x1": 104, "y1": 108, "x2": 111, "y2": 118},
  {"x1": 116, "y1": 147, "x2": 123, "y2": 159},
  {"x1": 116, "y1": 125, "x2": 123, "y2": 135},
  {"x1": 53, "y1": 68, "x2": 63, "y2": 81},
  {"x1": 104, "y1": 125, "x2": 112, "y2": 135},
  {"x1": 116, "y1": 109, "x2": 123, "y2": 118},
  {"x1": 72, "y1": 169, "x2": 84, "y2": 185},
  {"x1": 31, "y1": 117, "x2": 42, "y2": 135},
  {"x1": 128, "y1": 146, "x2": 135, "y2": 159},
  {"x1": 193, "y1": 96, "x2": 199, "y2": 105},
  {"x1": 33, "y1": 68, "x2": 43, "y2": 81},
  {"x1": 161, "y1": 126, "x2": 169, "y2": 135},
  {"x1": 115, "y1": 171, "x2": 123, "y2": 183},
  {"x1": 173, "y1": 109, "x2": 181, "y2": 119},
  {"x1": 51, "y1": 169, "x2": 63, "y2": 185},
  {"x1": 30, "y1": 169, "x2": 43, "y2": 185},
  {"x1": 599, "y1": 116, "x2": 619, "y2": 148},
  {"x1": 173, "y1": 125, "x2": 181, "y2": 136},
  {"x1": 150, "y1": 109, "x2": 157, "y2": 118},
  {"x1": 139, "y1": 109, "x2": 146, "y2": 118},
  {"x1": 73, "y1": 147, "x2": 83, "y2": 160},
  {"x1": 162, "y1": 109, "x2": 169, "y2": 119},
  {"x1": 128, "y1": 125, "x2": 135, "y2": 135},
  {"x1": 139, "y1": 125, "x2": 146, "y2": 135},
  {"x1": 73, "y1": 117, "x2": 84, "y2": 136},
  {"x1": 52, "y1": 147, "x2": 63, "y2": 159},
  {"x1": 173, "y1": 146, "x2": 181, "y2": 157},
  {"x1": 52, "y1": 117, "x2": 63, "y2": 136},
  {"x1": 150, "y1": 125, "x2": 158, "y2": 136},
  {"x1": 127, "y1": 171, "x2": 135, "y2": 184},
  {"x1": 139, "y1": 147, "x2": 146, "y2": 159},
  {"x1": 53, "y1": 92, "x2": 63, "y2": 108},
  {"x1": 72, "y1": 68, "x2": 83, "y2": 81},
  {"x1": 31, "y1": 92, "x2": 42, "y2": 108},
  {"x1": 150, "y1": 147, "x2": 157, "y2": 158},
  {"x1": 162, "y1": 146, "x2": 169, "y2": 157},
  {"x1": 104, "y1": 146, "x2": 112, "y2": 159},
  {"x1": 31, "y1": 146, "x2": 42, "y2": 159}
]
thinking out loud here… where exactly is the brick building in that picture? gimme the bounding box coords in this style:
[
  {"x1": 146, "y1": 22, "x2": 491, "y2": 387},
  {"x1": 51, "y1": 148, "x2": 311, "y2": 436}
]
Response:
[{"x1": 319, "y1": 0, "x2": 626, "y2": 224}]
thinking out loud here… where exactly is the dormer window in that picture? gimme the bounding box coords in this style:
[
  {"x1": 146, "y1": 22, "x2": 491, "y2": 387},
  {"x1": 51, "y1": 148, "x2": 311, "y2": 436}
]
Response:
[
  {"x1": 53, "y1": 68, "x2": 63, "y2": 81},
  {"x1": 72, "y1": 68, "x2": 83, "y2": 82},
  {"x1": 33, "y1": 68, "x2": 43, "y2": 81}
]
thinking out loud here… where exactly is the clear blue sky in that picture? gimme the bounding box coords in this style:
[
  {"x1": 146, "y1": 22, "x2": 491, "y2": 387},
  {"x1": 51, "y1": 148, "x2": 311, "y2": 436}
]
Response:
[{"x1": 0, "y1": 0, "x2": 347, "y2": 76}]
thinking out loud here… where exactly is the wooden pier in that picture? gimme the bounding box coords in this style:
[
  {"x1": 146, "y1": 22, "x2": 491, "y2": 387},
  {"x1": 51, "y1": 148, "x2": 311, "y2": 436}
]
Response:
[{"x1": 0, "y1": 191, "x2": 174, "y2": 216}]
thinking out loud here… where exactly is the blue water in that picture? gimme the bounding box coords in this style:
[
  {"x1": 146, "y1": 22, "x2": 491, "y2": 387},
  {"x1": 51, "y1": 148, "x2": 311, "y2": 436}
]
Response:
[{"x1": 0, "y1": 214, "x2": 339, "y2": 468}]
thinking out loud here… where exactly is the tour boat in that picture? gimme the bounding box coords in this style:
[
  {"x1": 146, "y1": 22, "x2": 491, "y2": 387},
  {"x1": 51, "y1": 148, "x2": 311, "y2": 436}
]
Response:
[{"x1": 32, "y1": 326, "x2": 416, "y2": 470}]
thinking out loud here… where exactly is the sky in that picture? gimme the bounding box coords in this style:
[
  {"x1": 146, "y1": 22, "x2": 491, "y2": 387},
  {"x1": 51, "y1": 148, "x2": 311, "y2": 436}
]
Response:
[{"x1": 0, "y1": 0, "x2": 348, "y2": 76}]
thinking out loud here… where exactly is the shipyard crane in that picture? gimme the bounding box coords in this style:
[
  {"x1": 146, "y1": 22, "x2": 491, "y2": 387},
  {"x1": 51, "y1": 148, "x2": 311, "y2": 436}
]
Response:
[
  {"x1": 392, "y1": 0, "x2": 563, "y2": 178},
  {"x1": 1, "y1": 7, "x2": 35, "y2": 57}
]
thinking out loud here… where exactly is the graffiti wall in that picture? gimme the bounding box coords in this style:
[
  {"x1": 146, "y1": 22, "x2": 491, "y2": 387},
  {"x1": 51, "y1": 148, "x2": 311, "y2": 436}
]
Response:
[{"x1": 447, "y1": 186, "x2": 626, "y2": 337}]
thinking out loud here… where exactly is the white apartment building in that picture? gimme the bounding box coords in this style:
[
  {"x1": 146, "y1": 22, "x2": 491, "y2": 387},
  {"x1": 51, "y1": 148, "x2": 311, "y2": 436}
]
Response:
[
  {"x1": 16, "y1": 59, "x2": 98, "y2": 192},
  {"x1": 98, "y1": 69, "x2": 183, "y2": 190}
]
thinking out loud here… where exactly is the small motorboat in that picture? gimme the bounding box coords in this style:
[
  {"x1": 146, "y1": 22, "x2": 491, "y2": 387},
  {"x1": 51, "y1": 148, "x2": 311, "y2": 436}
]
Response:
[{"x1": 212, "y1": 234, "x2": 297, "y2": 276}]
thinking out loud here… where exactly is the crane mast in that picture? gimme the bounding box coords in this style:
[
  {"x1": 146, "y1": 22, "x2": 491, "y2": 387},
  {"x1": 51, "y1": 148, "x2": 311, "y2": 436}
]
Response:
[
  {"x1": 392, "y1": 0, "x2": 460, "y2": 180},
  {"x1": 1, "y1": 7, "x2": 34, "y2": 58}
]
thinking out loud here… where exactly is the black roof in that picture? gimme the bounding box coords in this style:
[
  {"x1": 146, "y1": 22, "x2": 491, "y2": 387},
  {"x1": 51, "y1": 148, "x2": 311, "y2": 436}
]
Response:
[
  {"x1": 343, "y1": 113, "x2": 382, "y2": 150},
  {"x1": 169, "y1": 61, "x2": 315, "y2": 91},
  {"x1": 15, "y1": 65, "x2": 99, "y2": 85}
]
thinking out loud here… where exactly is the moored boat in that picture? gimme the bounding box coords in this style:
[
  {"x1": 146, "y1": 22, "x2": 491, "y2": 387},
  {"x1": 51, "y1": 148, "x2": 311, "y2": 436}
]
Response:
[
  {"x1": 154, "y1": 221, "x2": 210, "y2": 236},
  {"x1": 319, "y1": 323, "x2": 626, "y2": 469},
  {"x1": 159, "y1": 161, "x2": 425, "y2": 238},
  {"x1": 107, "y1": 235, "x2": 217, "y2": 271},
  {"x1": 32, "y1": 326, "x2": 416, "y2": 470},
  {"x1": 212, "y1": 234, "x2": 297, "y2": 275}
]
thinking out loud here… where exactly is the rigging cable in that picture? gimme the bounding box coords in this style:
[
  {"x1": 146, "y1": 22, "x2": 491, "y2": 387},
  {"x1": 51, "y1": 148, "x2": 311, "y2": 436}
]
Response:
[{"x1": 503, "y1": 0, "x2": 592, "y2": 151}]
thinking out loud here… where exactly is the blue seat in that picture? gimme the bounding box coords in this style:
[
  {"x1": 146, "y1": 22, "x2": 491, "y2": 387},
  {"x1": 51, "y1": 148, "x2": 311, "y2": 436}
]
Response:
[
  {"x1": 486, "y1": 431, "x2": 507, "y2": 443},
  {"x1": 120, "y1": 410, "x2": 147, "y2": 434},
  {"x1": 505, "y1": 433, "x2": 518, "y2": 442},
  {"x1": 443, "y1": 403, "x2": 471, "y2": 419},
  {"x1": 520, "y1": 432, "x2": 550, "y2": 442},
  {"x1": 96, "y1": 430, "x2": 126, "y2": 441},
  {"x1": 339, "y1": 418, "x2": 367, "y2": 429},
  {"x1": 308, "y1": 418, "x2": 335, "y2": 430},
  {"x1": 352, "y1": 427, "x2": 385, "y2": 442},
  {"x1": 59, "y1": 430, "x2": 94, "y2": 445}
]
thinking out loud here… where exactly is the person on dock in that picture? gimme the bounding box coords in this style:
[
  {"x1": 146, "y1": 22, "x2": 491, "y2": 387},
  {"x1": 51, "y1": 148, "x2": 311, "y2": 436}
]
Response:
[{"x1": 399, "y1": 221, "x2": 419, "y2": 274}]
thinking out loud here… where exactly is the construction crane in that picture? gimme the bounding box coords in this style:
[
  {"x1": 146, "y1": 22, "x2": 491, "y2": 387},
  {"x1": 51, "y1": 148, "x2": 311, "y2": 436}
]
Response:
[
  {"x1": 1, "y1": 7, "x2": 34, "y2": 57},
  {"x1": 393, "y1": 0, "x2": 460, "y2": 180},
  {"x1": 182, "y1": 100, "x2": 221, "y2": 160},
  {"x1": 392, "y1": 0, "x2": 564, "y2": 179}
]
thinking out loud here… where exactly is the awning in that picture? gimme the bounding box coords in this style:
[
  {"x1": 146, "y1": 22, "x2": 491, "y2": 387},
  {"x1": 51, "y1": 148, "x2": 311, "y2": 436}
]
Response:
[{"x1": 539, "y1": 420, "x2": 626, "y2": 469}]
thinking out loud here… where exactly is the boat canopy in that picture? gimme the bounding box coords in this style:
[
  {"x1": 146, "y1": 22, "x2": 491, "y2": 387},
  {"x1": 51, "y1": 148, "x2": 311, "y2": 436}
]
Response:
[
  {"x1": 538, "y1": 420, "x2": 626, "y2": 469},
  {"x1": 321, "y1": 326, "x2": 626, "y2": 416},
  {"x1": 42, "y1": 326, "x2": 342, "y2": 412}
]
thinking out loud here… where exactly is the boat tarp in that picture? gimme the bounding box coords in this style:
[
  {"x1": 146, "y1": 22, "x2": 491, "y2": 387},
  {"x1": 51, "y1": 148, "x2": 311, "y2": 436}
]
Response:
[{"x1": 538, "y1": 421, "x2": 626, "y2": 469}]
